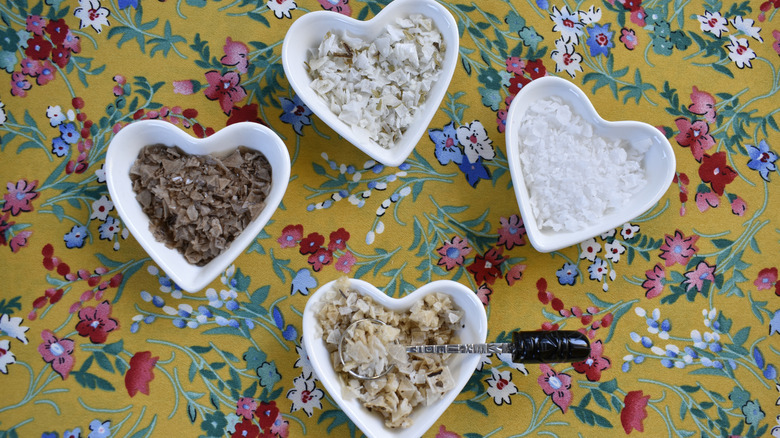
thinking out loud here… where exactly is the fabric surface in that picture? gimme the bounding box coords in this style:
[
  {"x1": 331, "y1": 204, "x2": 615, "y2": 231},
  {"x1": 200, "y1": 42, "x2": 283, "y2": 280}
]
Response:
[{"x1": 1, "y1": 0, "x2": 779, "y2": 437}]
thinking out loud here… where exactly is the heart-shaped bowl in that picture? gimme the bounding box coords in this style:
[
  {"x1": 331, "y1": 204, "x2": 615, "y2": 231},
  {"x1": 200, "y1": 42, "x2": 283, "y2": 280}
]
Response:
[
  {"x1": 302, "y1": 278, "x2": 487, "y2": 438},
  {"x1": 505, "y1": 76, "x2": 676, "y2": 252},
  {"x1": 282, "y1": 0, "x2": 459, "y2": 167},
  {"x1": 105, "y1": 120, "x2": 291, "y2": 293}
]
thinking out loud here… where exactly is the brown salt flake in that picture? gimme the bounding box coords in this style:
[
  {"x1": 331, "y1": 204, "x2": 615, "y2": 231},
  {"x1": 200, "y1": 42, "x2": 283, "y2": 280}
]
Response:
[{"x1": 129, "y1": 144, "x2": 273, "y2": 266}]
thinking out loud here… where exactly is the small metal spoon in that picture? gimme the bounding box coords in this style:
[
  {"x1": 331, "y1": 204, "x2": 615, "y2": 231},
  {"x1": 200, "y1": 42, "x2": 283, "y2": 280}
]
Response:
[{"x1": 338, "y1": 318, "x2": 591, "y2": 380}]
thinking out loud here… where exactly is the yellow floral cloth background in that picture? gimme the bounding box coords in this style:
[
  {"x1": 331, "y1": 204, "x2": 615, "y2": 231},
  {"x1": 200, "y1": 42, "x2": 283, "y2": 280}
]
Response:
[{"x1": 1, "y1": 0, "x2": 779, "y2": 437}]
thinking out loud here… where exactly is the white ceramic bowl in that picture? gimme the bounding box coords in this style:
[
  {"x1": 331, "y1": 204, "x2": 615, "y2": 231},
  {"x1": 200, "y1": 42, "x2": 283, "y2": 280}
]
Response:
[
  {"x1": 302, "y1": 279, "x2": 487, "y2": 438},
  {"x1": 282, "y1": 0, "x2": 459, "y2": 167},
  {"x1": 105, "y1": 120, "x2": 291, "y2": 293},
  {"x1": 505, "y1": 76, "x2": 676, "y2": 252}
]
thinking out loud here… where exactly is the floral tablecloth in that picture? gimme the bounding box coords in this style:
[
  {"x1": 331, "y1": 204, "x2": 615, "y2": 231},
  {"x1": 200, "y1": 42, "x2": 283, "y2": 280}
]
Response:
[{"x1": 1, "y1": 0, "x2": 779, "y2": 436}]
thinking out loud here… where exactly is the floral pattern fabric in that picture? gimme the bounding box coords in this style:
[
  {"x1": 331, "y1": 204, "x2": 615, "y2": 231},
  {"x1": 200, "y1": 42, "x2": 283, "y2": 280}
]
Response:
[{"x1": 1, "y1": 0, "x2": 779, "y2": 437}]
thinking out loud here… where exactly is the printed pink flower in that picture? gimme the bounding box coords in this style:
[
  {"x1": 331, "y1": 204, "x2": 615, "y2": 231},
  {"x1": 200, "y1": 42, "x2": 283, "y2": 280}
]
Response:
[
  {"x1": 729, "y1": 195, "x2": 746, "y2": 216},
  {"x1": 497, "y1": 214, "x2": 526, "y2": 249},
  {"x1": 220, "y1": 37, "x2": 249, "y2": 74},
  {"x1": 307, "y1": 248, "x2": 332, "y2": 272},
  {"x1": 62, "y1": 30, "x2": 81, "y2": 53},
  {"x1": 236, "y1": 397, "x2": 257, "y2": 420},
  {"x1": 620, "y1": 28, "x2": 637, "y2": 49},
  {"x1": 505, "y1": 264, "x2": 526, "y2": 286},
  {"x1": 695, "y1": 189, "x2": 719, "y2": 212},
  {"x1": 754, "y1": 267, "x2": 777, "y2": 291},
  {"x1": 317, "y1": 0, "x2": 351, "y2": 16},
  {"x1": 675, "y1": 118, "x2": 715, "y2": 162},
  {"x1": 435, "y1": 425, "x2": 461, "y2": 438},
  {"x1": 476, "y1": 284, "x2": 492, "y2": 305},
  {"x1": 436, "y1": 236, "x2": 471, "y2": 270},
  {"x1": 688, "y1": 86, "x2": 716, "y2": 123},
  {"x1": 467, "y1": 247, "x2": 504, "y2": 285},
  {"x1": 538, "y1": 364, "x2": 572, "y2": 413},
  {"x1": 270, "y1": 412, "x2": 289, "y2": 437},
  {"x1": 335, "y1": 251, "x2": 356, "y2": 273},
  {"x1": 11, "y1": 72, "x2": 32, "y2": 97},
  {"x1": 699, "y1": 152, "x2": 738, "y2": 196},
  {"x1": 173, "y1": 80, "x2": 195, "y2": 95},
  {"x1": 659, "y1": 230, "x2": 699, "y2": 267},
  {"x1": 36, "y1": 60, "x2": 56, "y2": 86},
  {"x1": 204, "y1": 71, "x2": 247, "y2": 115},
  {"x1": 20, "y1": 57, "x2": 42, "y2": 76},
  {"x1": 773, "y1": 30, "x2": 780, "y2": 55},
  {"x1": 0, "y1": 213, "x2": 13, "y2": 246},
  {"x1": 505, "y1": 56, "x2": 525, "y2": 74},
  {"x1": 621, "y1": 390, "x2": 650, "y2": 433},
  {"x1": 630, "y1": 8, "x2": 647, "y2": 26},
  {"x1": 26, "y1": 15, "x2": 47, "y2": 35},
  {"x1": 3, "y1": 179, "x2": 39, "y2": 216},
  {"x1": 38, "y1": 329, "x2": 75, "y2": 379},
  {"x1": 642, "y1": 263, "x2": 665, "y2": 298},
  {"x1": 75, "y1": 300, "x2": 118, "y2": 343},
  {"x1": 125, "y1": 351, "x2": 158, "y2": 396},
  {"x1": 327, "y1": 228, "x2": 349, "y2": 252},
  {"x1": 278, "y1": 224, "x2": 303, "y2": 248},
  {"x1": 572, "y1": 340, "x2": 611, "y2": 381},
  {"x1": 10, "y1": 230, "x2": 32, "y2": 252},
  {"x1": 683, "y1": 261, "x2": 716, "y2": 292}
]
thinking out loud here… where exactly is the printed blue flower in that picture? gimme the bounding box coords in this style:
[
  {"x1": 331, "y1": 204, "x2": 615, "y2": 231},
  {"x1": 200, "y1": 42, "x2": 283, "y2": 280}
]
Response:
[
  {"x1": 52, "y1": 137, "x2": 69, "y2": 157},
  {"x1": 88, "y1": 420, "x2": 111, "y2": 438},
  {"x1": 279, "y1": 95, "x2": 312, "y2": 135},
  {"x1": 282, "y1": 324, "x2": 298, "y2": 341},
  {"x1": 291, "y1": 268, "x2": 317, "y2": 296},
  {"x1": 556, "y1": 263, "x2": 579, "y2": 285},
  {"x1": 458, "y1": 157, "x2": 491, "y2": 187},
  {"x1": 272, "y1": 306, "x2": 284, "y2": 329},
  {"x1": 753, "y1": 346, "x2": 765, "y2": 369},
  {"x1": 117, "y1": 0, "x2": 138, "y2": 9},
  {"x1": 64, "y1": 225, "x2": 88, "y2": 248},
  {"x1": 746, "y1": 140, "x2": 777, "y2": 181},
  {"x1": 59, "y1": 123, "x2": 79, "y2": 145},
  {"x1": 586, "y1": 24, "x2": 614, "y2": 57},
  {"x1": 429, "y1": 122, "x2": 463, "y2": 165},
  {"x1": 536, "y1": 0, "x2": 548, "y2": 8},
  {"x1": 771, "y1": 310, "x2": 780, "y2": 335}
]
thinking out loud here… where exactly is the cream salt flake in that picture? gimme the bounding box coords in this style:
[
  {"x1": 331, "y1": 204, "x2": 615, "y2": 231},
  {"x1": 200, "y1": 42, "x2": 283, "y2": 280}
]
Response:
[
  {"x1": 517, "y1": 96, "x2": 647, "y2": 232},
  {"x1": 307, "y1": 14, "x2": 445, "y2": 149}
]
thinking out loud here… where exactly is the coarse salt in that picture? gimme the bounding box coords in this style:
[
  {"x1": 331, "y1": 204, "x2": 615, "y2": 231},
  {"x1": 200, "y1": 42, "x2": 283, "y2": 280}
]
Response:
[
  {"x1": 516, "y1": 96, "x2": 646, "y2": 232},
  {"x1": 306, "y1": 14, "x2": 445, "y2": 149}
]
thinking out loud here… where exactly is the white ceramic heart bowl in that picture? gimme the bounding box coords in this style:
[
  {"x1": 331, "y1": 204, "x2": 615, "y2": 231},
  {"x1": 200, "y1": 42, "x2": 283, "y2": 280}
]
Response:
[
  {"x1": 105, "y1": 120, "x2": 291, "y2": 293},
  {"x1": 302, "y1": 278, "x2": 487, "y2": 438},
  {"x1": 281, "y1": 0, "x2": 459, "y2": 167},
  {"x1": 505, "y1": 76, "x2": 676, "y2": 253}
]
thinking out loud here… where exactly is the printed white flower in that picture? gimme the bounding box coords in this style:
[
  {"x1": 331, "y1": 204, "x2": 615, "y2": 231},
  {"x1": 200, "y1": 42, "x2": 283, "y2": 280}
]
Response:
[
  {"x1": 690, "y1": 329, "x2": 707, "y2": 349},
  {"x1": 497, "y1": 353, "x2": 529, "y2": 374},
  {"x1": 293, "y1": 341, "x2": 314, "y2": 379},
  {"x1": 267, "y1": 0, "x2": 297, "y2": 19},
  {"x1": 205, "y1": 288, "x2": 224, "y2": 308},
  {"x1": 600, "y1": 229, "x2": 616, "y2": 239},
  {"x1": 697, "y1": 11, "x2": 728, "y2": 38},
  {"x1": 90, "y1": 195, "x2": 114, "y2": 221},
  {"x1": 47, "y1": 105, "x2": 66, "y2": 127},
  {"x1": 486, "y1": 368, "x2": 518, "y2": 405},
  {"x1": 286, "y1": 374, "x2": 323, "y2": 417},
  {"x1": 579, "y1": 6, "x2": 601, "y2": 25},
  {"x1": 474, "y1": 354, "x2": 492, "y2": 371},
  {"x1": 74, "y1": 0, "x2": 111, "y2": 34},
  {"x1": 0, "y1": 314, "x2": 29, "y2": 344},
  {"x1": 730, "y1": 16, "x2": 762, "y2": 42},
  {"x1": 579, "y1": 238, "x2": 602, "y2": 262},
  {"x1": 0, "y1": 340, "x2": 15, "y2": 374},
  {"x1": 98, "y1": 216, "x2": 120, "y2": 240},
  {"x1": 620, "y1": 223, "x2": 639, "y2": 240},
  {"x1": 550, "y1": 5, "x2": 584, "y2": 42},
  {"x1": 456, "y1": 121, "x2": 494, "y2": 164},
  {"x1": 551, "y1": 37, "x2": 583, "y2": 78},
  {"x1": 588, "y1": 258, "x2": 609, "y2": 281},
  {"x1": 604, "y1": 239, "x2": 626, "y2": 262},
  {"x1": 95, "y1": 164, "x2": 106, "y2": 183},
  {"x1": 0, "y1": 101, "x2": 6, "y2": 125},
  {"x1": 726, "y1": 35, "x2": 756, "y2": 69}
]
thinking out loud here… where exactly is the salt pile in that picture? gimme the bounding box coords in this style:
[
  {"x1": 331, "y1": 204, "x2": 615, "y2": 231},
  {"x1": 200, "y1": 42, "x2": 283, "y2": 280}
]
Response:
[
  {"x1": 306, "y1": 14, "x2": 444, "y2": 149},
  {"x1": 517, "y1": 96, "x2": 647, "y2": 232}
]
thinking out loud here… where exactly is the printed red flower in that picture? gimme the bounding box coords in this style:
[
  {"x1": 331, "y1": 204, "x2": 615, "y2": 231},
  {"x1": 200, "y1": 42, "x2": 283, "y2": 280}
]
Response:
[
  {"x1": 227, "y1": 103, "x2": 265, "y2": 126},
  {"x1": 698, "y1": 152, "x2": 737, "y2": 196},
  {"x1": 75, "y1": 300, "x2": 118, "y2": 344},
  {"x1": 255, "y1": 400, "x2": 280, "y2": 430},
  {"x1": 327, "y1": 227, "x2": 350, "y2": 252},
  {"x1": 688, "y1": 86, "x2": 716, "y2": 123},
  {"x1": 221, "y1": 37, "x2": 249, "y2": 74},
  {"x1": 307, "y1": 248, "x2": 332, "y2": 272},
  {"x1": 232, "y1": 419, "x2": 260, "y2": 438},
  {"x1": 537, "y1": 364, "x2": 572, "y2": 413},
  {"x1": 3, "y1": 179, "x2": 39, "y2": 216},
  {"x1": 45, "y1": 19, "x2": 70, "y2": 45},
  {"x1": 497, "y1": 214, "x2": 525, "y2": 249},
  {"x1": 754, "y1": 267, "x2": 778, "y2": 291},
  {"x1": 236, "y1": 397, "x2": 258, "y2": 420},
  {"x1": 317, "y1": 0, "x2": 351, "y2": 16},
  {"x1": 11, "y1": 72, "x2": 32, "y2": 97},
  {"x1": 204, "y1": 71, "x2": 247, "y2": 115},
  {"x1": 467, "y1": 247, "x2": 505, "y2": 285},
  {"x1": 299, "y1": 232, "x2": 324, "y2": 254},
  {"x1": 572, "y1": 340, "x2": 611, "y2": 381},
  {"x1": 505, "y1": 264, "x2": 526, "y2": 286},
  {"x1": 621, "y1": 390, "x2": 650, "y2": 433},
  {"x1": 508, "y1": 74, "x2": 531, "y2": 96},
  {"x1": 24, "y1": 34, "x2": 52, "y2": 60},
  {"x1": 675, "y1": 118, "x2": 715, "y2": 162},
  {"x1": 277, "y1": 224, "x2": 303, "y2": 248},
  {"x1": 658, "y1": 230, "x2": 699, "y2": 267},
  {"x1": 524, "y1": 59, "x2": 547, "y2": 79},
  {"x1": 436, "y1": 236, "x2": 471, "y2": 270},
  {"x1": 621, "y1": 0, "x2": 642, "y2": 11},
  {"x1": 38, "y1": 329, "x2": 75, "y2": 379},
  {"x1": 51, "y1": 46, "x2": 70, "y2": 68},
  {"x1": 0, "y1": 213, "x2": 13, "y2": 246},
  {"x1": 335, "y1": 251, "x2": 356, "y2": 273},
  {"x1": 9, "y1": 230, "x2": 32, "y2": 252},
  {"x1": 125, "y1": 351, "x2": 158, "y2": 396},
  {"x1": 642, "y1": 263, "x2": 665, "y2": 298}
]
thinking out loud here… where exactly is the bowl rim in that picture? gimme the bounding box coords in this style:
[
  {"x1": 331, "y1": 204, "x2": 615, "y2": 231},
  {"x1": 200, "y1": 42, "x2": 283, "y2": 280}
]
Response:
[
  {"x1": 301, "y1": 278, "x2": 488, "y2": 438},
  {"x1": 505, "y1": 76, "x2": 676, "y2": 252},
  {"x1": 281, "y1": 0, "x2": 459, "y2": 167},
  {"x1": 105, "y1": 120, "x2": 291, "y2": 292}
]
